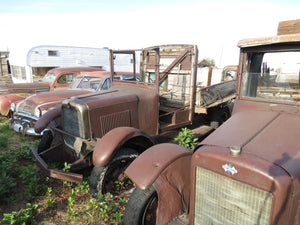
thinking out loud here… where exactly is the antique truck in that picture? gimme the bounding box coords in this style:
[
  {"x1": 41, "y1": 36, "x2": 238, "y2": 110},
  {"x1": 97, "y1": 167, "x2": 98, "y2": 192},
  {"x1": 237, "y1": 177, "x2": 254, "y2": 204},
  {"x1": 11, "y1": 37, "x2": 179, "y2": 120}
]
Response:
[
  {"x1": 123, "y1": 20, "x2": 300, "y2": 225},
  {"x1": 0, "y1": 67, "x2": 101, "y2": 117},
  {"x1": 10, "y1": 71, "x2": 135, "y2": 136},
  {"x1": 32, "y1": 44, "x2": 236, "y2": 196}
]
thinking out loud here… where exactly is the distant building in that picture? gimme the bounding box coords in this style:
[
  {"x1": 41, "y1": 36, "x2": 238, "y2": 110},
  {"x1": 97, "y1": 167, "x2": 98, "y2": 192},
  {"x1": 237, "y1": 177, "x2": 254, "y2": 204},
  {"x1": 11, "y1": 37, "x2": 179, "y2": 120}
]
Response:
[{"x1": 0, "y1": 51, "x2": 10, "y2": 76}]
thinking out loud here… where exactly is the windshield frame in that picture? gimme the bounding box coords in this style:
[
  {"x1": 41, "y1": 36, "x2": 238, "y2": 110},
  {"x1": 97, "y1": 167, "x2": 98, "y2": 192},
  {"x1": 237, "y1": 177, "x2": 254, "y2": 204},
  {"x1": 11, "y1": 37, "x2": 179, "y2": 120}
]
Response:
[
  {"x1": 69, "y1": 75, "x2": 106, "y2": 91},
  {"x1": 239, "y1": 43, "x2": 300, "y2": 105},
  {"x1": 42, "y1": 72, "x2": 57, "y2": 82}
]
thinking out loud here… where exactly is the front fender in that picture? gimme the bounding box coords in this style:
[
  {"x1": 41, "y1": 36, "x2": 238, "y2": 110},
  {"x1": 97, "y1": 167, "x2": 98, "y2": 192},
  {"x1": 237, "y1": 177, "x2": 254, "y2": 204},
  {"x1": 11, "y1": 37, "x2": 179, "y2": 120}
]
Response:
[
  {"x1": 126, "y1": 143, "x2": 193, "y2": 225},
  {"x1": 0, "y1": 94, "x2": 26, "y2": 116},
  {"x1": 125, "y1": 143, "x2": 192, "y2": 190},
  {"x1": 34, "y1": 107, "x2": 61, "y2": 133},
  {"x1": 92, "y1": 127, "x2": 155, "y2": 167}
]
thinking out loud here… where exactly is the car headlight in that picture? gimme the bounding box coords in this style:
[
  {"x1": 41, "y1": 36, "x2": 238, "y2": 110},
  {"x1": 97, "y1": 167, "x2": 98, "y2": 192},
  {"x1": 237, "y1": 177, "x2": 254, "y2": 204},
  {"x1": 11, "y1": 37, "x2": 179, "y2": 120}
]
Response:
[
  {"x1": 41, "y1": 110, "x2": 48, "y2": 116},
  {"x1": 10, "y1": 103, "x2": 16, "y2": 112},
  {"x1": 34, "y1": 107, "x2": 41, "y2": 118}
]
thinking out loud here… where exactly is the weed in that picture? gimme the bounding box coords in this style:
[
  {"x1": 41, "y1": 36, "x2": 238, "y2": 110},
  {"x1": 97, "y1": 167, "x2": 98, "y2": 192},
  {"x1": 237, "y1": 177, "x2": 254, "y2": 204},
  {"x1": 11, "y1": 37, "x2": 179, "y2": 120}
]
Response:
[
  {"x1": 0, "y1": 170, "x2": 17, "y2": 203},
  {"x1": 88, "y1": 192, "x2": 129, "y2": 223},
  {"x1": 46, "y1": 187, "x2": 56, "y2": 210},
  {"x1": 20, "y1": 164, "x2": 42, "y2": 201},
  {"x1": 2, "y1": 203, "x2": 39, "y2": 225},
  {"x1": 75, "y1": 180, "x2": 89, "y2": 194},
  {"x1": 174, "y1": 127, "x2": 199, "y2": 151},
  {"x1": 67, "y1": 189, "x2": 77, "y2": 219},
  {"x1": 0, "y1": 152, "x2": 19, "y2": 202},
  {"x1": 0, "y1": 136, "x2": 8, "y2": 148},
  {"x1": 114, "y1": 174, "x2": 133, "y2": 193},
  {"x1": 16, "y1": 145, "x2": 34, "y2": 160}
]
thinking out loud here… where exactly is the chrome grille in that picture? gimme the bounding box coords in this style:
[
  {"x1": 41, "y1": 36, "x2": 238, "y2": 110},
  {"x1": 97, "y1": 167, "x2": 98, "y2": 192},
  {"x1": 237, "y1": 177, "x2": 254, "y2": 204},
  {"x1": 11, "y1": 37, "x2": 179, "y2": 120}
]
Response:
[{"x1": 194, "y1": 167, "x2": 272, "y2": 225}]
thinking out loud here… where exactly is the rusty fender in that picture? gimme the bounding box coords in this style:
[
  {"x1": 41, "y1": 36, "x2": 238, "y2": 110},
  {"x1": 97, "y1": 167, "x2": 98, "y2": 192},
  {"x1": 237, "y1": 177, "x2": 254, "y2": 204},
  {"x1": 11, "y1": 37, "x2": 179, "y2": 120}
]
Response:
[
  {"x1": 125, "y1": 143, "x2": 193, "y2": 224},
  {"x1": 92, "y1": 127, "x2": 155, "y2": 167},
  {"x1": 34, "y1": 107, "x2": 61, "y2": 133},
  {"x1": 0, "y1": 94, "x2": 25, "y2": 116}
]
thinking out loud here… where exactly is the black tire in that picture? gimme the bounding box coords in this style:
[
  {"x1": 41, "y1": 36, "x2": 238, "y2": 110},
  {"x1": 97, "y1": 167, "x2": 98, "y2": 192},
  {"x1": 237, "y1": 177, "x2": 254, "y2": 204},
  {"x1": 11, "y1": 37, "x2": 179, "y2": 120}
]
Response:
[
  {"x1": 123, "y1": 185, "x2": 158, "y2": 225},
  {"x1": 89, "y1": 148, "x2": 138, "y2": 195},
  {"x1": 209, "y1": 106, "x2": 231, "y2": 129},
  {"x1": 37, "y1": 130, "x2": 53, "y2": 154}
]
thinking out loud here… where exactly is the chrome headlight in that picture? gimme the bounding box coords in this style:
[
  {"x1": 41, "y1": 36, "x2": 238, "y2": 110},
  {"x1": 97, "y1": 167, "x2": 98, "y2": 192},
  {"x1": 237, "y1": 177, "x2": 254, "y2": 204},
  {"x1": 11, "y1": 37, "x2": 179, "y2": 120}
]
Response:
[
  {"x1": 10, "y1": 103, "x2": 16, "y2": 112},
  {"x1": 41, "y1": 109, "x2": 48, "y2": 116},
  {"x1": 34, "y1": 107, "x2": 41, "y2": 118}
]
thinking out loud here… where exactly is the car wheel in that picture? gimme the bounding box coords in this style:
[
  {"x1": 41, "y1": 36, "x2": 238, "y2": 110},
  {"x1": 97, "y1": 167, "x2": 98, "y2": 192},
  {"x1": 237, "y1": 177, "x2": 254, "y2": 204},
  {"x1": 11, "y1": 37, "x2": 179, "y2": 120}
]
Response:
[
  {"x1": 37, "y1": 130, "x2": 53, "y2": 154},
  {"x1": 89, "y1": 147, "x2": 138, "y2": 195},
  {"x1": 123, "y1": 186, "x2": 158, "y2": 225},
  {"x1": 210, "y1": 106, "x2": 231, "y2": 129}
]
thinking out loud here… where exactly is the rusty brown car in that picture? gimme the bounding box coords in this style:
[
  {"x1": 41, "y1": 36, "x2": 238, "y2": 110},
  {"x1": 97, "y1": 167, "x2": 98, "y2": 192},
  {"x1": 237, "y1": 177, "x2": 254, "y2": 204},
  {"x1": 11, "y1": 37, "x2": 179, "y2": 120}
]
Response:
[
  {"x1": 0, "y1": 67, "x2": 102, "y2": 117},
  {"x1": 10, "y1": 71, "x2": 135, "y2": 136},
  {"x1": 123, "y1": 20, "x2": 300, "y2": 225}
]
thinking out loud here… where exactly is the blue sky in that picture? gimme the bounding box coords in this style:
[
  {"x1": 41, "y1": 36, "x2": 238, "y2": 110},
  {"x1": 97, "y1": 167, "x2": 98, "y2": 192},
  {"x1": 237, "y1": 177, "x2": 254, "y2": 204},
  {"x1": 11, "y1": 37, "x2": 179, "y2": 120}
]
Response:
[{"x1": 1, "y1": 0, "x2": 300, "y2": 67}]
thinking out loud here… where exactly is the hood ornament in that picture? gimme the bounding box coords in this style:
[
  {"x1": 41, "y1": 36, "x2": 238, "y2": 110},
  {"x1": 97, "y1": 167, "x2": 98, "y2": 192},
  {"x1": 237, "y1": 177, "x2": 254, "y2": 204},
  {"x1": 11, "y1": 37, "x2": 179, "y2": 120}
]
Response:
[{"x1": 222, "y1": 164, "x2": 238, "y2": 175}]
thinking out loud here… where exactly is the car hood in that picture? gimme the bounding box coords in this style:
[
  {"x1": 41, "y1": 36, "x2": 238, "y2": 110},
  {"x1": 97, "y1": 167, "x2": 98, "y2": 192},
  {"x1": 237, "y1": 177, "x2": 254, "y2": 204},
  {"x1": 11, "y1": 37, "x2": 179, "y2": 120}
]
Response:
[
  {"x1": 0, "y1": 82, "x2": 50, "y2": 94},
  {"x1": 16, "y1": 89, "x2": 92, "y2": 115},
  {"x1": 201, "y1": 109, "x2": 300, "y2": 179}
]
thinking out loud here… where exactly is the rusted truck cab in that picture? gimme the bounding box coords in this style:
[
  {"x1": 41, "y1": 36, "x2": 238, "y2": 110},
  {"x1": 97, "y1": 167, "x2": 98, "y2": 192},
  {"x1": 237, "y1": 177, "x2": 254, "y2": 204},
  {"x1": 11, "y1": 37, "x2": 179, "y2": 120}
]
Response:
[
  {"x1": 124, "y1": 20, "x2": 300, "y2": 225},
  {"x1": 32, "y1": 45, "x2": 200, "y2": 191},
  {"x1": 33, "y1": 44, "x2": 236, "y2": 197}
]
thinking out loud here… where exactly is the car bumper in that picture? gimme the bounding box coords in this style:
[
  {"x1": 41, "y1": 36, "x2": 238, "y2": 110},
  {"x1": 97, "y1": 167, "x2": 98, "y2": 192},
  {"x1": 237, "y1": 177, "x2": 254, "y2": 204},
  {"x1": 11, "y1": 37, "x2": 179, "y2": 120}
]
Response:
[
  {"x1": 9, "y1": 112, "x2": 42, "y2": 136},
  {"x1": 31, "y1": 144, "x2": 83, "y2": 183}
]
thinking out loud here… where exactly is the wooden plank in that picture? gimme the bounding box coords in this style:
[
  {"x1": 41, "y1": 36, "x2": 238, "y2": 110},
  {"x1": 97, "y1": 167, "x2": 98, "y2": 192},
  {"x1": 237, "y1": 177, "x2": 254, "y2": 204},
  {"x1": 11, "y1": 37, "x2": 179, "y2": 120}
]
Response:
[{"x1": 277, "y1": 19, "x2": 300, "y2": 35}]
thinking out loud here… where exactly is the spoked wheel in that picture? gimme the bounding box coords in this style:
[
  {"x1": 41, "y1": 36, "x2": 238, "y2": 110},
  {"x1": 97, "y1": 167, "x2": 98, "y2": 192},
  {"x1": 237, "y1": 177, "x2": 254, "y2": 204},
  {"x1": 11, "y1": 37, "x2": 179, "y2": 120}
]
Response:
[
  {"x1": 89, "y1": 148, "x2": 138, "y2": 195},
  {"x1": 123, "y1": 185, "x2": 158, "y2": 225}
]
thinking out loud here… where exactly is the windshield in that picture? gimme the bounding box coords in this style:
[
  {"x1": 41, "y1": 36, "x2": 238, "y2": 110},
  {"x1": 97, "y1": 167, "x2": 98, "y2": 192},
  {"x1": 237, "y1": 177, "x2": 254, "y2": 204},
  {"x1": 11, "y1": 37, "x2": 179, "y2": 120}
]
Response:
[
  {"x1": 242, "y1": 51, "x2": 300, "y2": 103},
  {"x1": 42, "y1": 72, "x2": 57, "y2": 82},
  {"x1": 69, "y1": 76, "x2": 105, "y2": 91}
]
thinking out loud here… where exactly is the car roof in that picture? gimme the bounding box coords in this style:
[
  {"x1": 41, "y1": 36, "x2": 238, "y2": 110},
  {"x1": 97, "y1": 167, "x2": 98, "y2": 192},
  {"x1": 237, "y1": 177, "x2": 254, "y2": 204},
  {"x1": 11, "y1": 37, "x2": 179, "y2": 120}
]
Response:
[
  {"x1": 77, "y1": 71, "x2": 136, "y2": 78},
  {"x1": 48, "y1": 67, "x2": 104, "y2": 73}
]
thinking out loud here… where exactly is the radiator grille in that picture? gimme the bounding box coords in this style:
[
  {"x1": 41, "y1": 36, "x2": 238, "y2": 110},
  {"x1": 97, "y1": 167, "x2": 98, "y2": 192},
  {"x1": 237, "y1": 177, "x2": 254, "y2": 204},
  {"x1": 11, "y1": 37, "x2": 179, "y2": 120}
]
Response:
[
  {"x1": 194, "y1": 167, "x2": 272, "y2": 225},
  {"x1": 63, "y1": 106, "x2": 83, "y2": 147},
  {"x1": 99, "y1": 110, "x2": 131, "y2": 136}
]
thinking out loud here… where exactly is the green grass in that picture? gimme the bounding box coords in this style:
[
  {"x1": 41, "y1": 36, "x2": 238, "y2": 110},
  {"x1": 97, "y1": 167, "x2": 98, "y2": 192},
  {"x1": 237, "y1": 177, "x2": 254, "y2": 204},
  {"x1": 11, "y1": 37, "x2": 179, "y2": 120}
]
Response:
[{"x1": 0, "y1": 116, "x2": 128, "y2": 225}]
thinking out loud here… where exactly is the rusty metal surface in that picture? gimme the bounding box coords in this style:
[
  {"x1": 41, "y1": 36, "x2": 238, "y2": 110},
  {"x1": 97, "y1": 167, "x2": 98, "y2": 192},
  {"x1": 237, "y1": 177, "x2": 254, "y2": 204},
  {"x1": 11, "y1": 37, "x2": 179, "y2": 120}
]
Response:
[
  {"x1": 0, "y1": 94, "x2": 28, "y2": 116},
  {"x1": 153, "y1": 155, "x2": 192, "y2": 225},
  {"x1": 238, "y1": 33, "x2": 300, "y2": 48},
  {"x1": 43, "y1": 66, "x2": 103, "y2": 87},
  {"x1": 0, "y1": 82, "x2": 50, "y2": 94},
  {"x1": 197, "y1": 97, "x2": 300, "y2": 224},
  {"x1": 125, "y1": 143, "x2": 192, "y2": 225},
  {"x1": 93, "y1": 127, "x2": 154, "y2": 167},
  {"x1": 34, "y1": 107, "x2": 61, "y2": 133},
  {"x1": 125, "y1": 143, "x2": 192, "y2": 190},
  {"x1": 189, "y1": 145, "x2": 292, "y2": 225},
  {"x1": 0, "y1": 67, "x2": 102, "y2": 117},
  {"x1": 202, "y1": 101, "x2": 300, "y2": 180},
  {"x1": 31, "y1": 146, "x2": 83, "y2": 183},
  {"x1": 18, "y1": 89, "x2": 93, "y2": 114}
]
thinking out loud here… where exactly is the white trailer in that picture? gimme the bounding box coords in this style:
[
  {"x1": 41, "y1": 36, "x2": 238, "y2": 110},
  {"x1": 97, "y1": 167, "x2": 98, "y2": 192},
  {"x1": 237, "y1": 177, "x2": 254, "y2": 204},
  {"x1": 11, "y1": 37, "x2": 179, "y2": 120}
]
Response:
[{"x1": 8, "y1": 45, "x2": 110, "y2": 83}]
